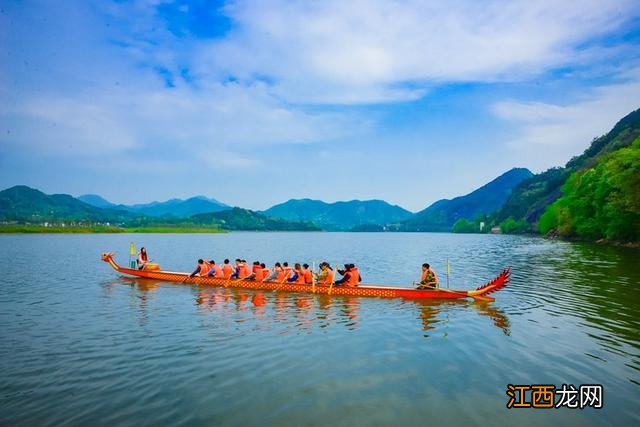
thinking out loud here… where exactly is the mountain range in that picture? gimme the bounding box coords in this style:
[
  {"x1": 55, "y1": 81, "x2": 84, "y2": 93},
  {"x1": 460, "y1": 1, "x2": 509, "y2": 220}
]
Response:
[
  {"x1": 0, "y1": 166, "x2": 531, "y2": 232},
  {"x1": 400, "y1": 168, "x2": 534, "y2": 231},
  {"x1": 263, "y1": 199, "x2": 413, "y2": 231},
  {"x1": 78, "y1": 194, "x2": 230, "y2": 217},
  {"x1": 0, "y1": 187, "x2": 314, "y2": 231}
]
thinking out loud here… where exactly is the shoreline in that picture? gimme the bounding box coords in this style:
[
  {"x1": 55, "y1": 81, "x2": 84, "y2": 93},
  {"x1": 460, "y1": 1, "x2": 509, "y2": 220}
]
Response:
[{"x1": 0, "y1": 225, "x2": 227, "y2": 234}]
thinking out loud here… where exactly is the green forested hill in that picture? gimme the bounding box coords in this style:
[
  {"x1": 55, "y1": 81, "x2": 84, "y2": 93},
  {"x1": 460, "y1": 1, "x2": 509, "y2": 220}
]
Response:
[
  {"x1": 495, "y1": 108, "x2": 640, "y2": 228},
  {"x1": 0, "y1": 186, "x2": 320, "y2": 231},
  {"x1": 0, "y1": 186, "x2": 134, "y2": 223},
  {"x1": 539, "y1": 138, "x2": 640, "y2": 242},
  {"x1": 192, "y1": 208, "x2": 320, "y2": 231}
]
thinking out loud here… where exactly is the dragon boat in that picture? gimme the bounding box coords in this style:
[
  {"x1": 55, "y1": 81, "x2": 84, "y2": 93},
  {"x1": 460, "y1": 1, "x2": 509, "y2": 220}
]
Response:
[{"x1": 101, "y1": 253, "x2": 510, "y2": 301}]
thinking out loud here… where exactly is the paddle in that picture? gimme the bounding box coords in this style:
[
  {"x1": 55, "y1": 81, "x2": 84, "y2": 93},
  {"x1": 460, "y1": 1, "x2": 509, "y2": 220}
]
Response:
[{"x1": 328, "y1": 261, "x2": 340, "y2": 295}]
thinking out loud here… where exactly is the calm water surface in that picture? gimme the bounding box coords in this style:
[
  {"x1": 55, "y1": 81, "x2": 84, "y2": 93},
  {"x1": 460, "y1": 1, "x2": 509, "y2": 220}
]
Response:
[{"x1": 1, "y1": 232, "x2": 639, "y2": 426}]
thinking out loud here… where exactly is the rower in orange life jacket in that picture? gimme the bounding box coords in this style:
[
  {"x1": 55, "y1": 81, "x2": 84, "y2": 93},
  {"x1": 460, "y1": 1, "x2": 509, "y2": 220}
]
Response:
[
  {"x1": 221, "y1": 259, "x2": 234, "y2": 279},
  {"x1": 241, "y1": 259, "x2": 252, "y2": 278},
  {"x1": 320, "y1": 263, "x2": 335, "y2": 284},
  {"x1": 282, "y1": 262, "x2": 293, "y2": 281},
  {"x1": 302, "y1": 263, "x2": 313, "y2": 284},
  {"x1": 260, "y1": 264, "x2": 270, "y2": 281},
  {"x1": 347, "y1": 265, "x2": 361, "y2": 287},
  {"x1": 254, "y1": 262, "x2": 265, "y2": 282},
  {"x1": 207, "y1": 261, "x2": 224, "y2": 278},
  {"x1": 288, "y1": 263, "x2": 305, "y2": 283},
  {"x1": 266, "y1": 262, "x2": 284, "y2": 282},
  {"x1": 245, "y1": 261, "x2": 260, "y2": 280},
  {"x1": 190, "y1": 259, "x2": 209, "y2": 277},
  {"x1": 417, "y1": 263, "x2": 438, "y2": 289}
]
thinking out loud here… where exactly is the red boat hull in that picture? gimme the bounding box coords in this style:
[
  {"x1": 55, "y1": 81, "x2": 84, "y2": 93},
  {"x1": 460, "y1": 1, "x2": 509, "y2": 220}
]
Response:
[{"x1": 101, "y1": 253, "x2": 510, "y2": 300}]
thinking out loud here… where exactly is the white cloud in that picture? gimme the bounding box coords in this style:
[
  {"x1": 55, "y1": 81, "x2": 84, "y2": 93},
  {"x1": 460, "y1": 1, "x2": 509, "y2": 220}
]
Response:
[
  {"x1": 1, "y1": 80, "x2": 366, "y2": 160},
  {"x1": 493, "y1": 80, "x2": 640, "y2": 170},
  {"x1": 190, "y1": 0, "x2": 639, "y2": 104}
]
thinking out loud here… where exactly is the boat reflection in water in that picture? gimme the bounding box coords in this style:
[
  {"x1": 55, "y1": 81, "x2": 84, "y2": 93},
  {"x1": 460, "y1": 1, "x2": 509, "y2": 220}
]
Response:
[
  {"x1": 191, "y1": 285, "x2": 508, "y2": 337},
  {"x1": 118, "y1": 279, "x2": 510, "y2": 337},
  {"x1": 414, "y1": 299, "x2": 510, "y2": 336}
]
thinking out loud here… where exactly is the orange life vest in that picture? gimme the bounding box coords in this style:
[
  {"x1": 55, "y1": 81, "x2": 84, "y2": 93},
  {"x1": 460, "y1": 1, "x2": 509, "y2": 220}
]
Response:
[
  {"x1": 275, "y1": 266, "x2": 285, "y2": 282},
  {"x1": 242, "y1": 263, "x2": 252, "y2": 277},
  {"x1": 198, "y1": 263, "x2": 209, "y2": 276},
  {"x1": 348, "y1": 267, "x2": 360, "y2": 286},
  {"x1": 322, "y1": 269, "x2": 335, "y2": 284},
  {"x1": 254, "y1": 268, "x2": 264, "y2": 282},
  {"x1": 222, "y1": 264, "x2": 233, "y2": 278},
  {"x1": 302, "y1": 269, "x2": 313, "y2": 284},
  {"x1": 296, "y1": 271, "x2": 306, "y2": 284},
  {"x1": 421, "y1": 268, "x2": 438, "y2": 286},
  {"x1": 283, "y1": 266, "x2": 293, "y2": 280},
  {"x1": 261, "y1": 267, "x2": 271, "y2": 280},
  {"x1": 212, "y1": 264, "x2": 224, "y2": 278}
]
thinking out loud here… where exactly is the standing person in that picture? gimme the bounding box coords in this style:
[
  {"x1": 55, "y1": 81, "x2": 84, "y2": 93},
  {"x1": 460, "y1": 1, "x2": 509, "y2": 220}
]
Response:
[
  {"x1": 416, "y1": 263, "x2": 438, "y2": 289},
  {"x1": 221, "y1": 259, "x2": 234, "y2": 279},
  {"x1": 137, "y1": 247, "x2": 149, "y2": 270}
]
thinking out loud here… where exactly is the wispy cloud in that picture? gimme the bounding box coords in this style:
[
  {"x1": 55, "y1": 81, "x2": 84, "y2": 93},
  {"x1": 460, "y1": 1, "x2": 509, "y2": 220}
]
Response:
[
  {"x1": 190, "y1": 0, "x2": 639, "y2": 104},
  {"x1": 494, "y1": 79, "x2": 640, "y2": 170}
]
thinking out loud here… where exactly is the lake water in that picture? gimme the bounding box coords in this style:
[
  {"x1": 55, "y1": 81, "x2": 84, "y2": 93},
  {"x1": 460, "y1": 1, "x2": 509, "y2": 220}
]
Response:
[{"x1": 0, "y1": 232, "x2": 638, "y2": 426}]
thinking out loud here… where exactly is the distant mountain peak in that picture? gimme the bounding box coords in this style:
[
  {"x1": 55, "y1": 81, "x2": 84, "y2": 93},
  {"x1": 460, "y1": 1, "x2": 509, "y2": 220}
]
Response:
[
  {"x1": 263, "y1": 198, "x2": 413, "y2": 230},
  {"x1": 403, "y1": 167, "x2": 533, "y2": 231}
]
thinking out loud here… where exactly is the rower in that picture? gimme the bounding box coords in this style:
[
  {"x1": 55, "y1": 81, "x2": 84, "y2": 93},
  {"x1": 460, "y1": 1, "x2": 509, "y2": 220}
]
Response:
[
  {"x1": 254, "y1": 262, "x2": 265, "y2": 282},
  {"x1": 282, "y1": 262, "x2": 293, "y2": 281},
  {"x1": 334, "y1": 264, "x2": 352, "y2": 286},
  {"x1": 416, "y1": 263, "x2": 438, "y2": 289},
  {"x1": 348, "y1": 263, "x2": 361, "y2": 287},
  {"x1": 319, "y1": 262, "x2": 335, "y2": 284},
  {"x1": 244, "y1": 261, "x2": 260, "y2": 280},
  {"x1": 190, "y1": 259, "x2": 209, "y2": 277},
  {"x1": 221, "y1": 259, "x2": 234, "y2": 279},
  {"x1": 231, "y1": 259, "x2": 242, "y2": 278},
  {"x1": 241, "y1": 259, "x2": 252, "y2": 278},
  {"x1": 260, "y1": 263, "x2": 270, "y2": 281},
  {"x1": 207, "y1": 260, "x2": 224, "y2": 278},
  {"x1": 287, "y1": 263, "x2": 303, "y2": 283},
  {"x1": 302, "y1": 263, "x2": 313, "y2": 284},
  {"x1": 264, "y1": 262, "x2": 282, "y2": 282}
]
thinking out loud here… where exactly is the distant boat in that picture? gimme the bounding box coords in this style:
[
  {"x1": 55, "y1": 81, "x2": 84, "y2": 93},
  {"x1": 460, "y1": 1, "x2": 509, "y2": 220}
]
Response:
[{"x1": 101, "y1": 253, "x2": 510, "y2": 301}]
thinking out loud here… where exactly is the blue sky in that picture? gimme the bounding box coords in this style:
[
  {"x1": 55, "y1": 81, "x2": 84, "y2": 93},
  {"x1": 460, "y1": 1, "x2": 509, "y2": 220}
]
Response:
[{"x1": 1, "y1": 0, "x2": 639, "y2": 211}]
